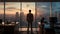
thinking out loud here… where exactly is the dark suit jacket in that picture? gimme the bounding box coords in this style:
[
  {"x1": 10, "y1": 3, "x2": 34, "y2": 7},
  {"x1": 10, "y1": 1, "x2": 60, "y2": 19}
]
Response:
[{"x1": 27, "y1": 13, "x2": 33, "y2": 23}]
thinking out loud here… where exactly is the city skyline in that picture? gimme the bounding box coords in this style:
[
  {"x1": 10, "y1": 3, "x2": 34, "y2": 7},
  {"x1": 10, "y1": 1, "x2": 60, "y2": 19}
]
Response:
[
  {"x1": 0, "y1": 2, "x2": 60, "y2": 20},
  {"x1": 0, "y1": 2, "x2": 60, "y2": 15},
  {"x1": 0, "y1": 2, "x2": 35, "y2": 15},
  {"x1": 0, "y1": 2, "x2": 60, "y2": 27},
  {"x1": 0, "y1": 2, "x2": 50, "y2": 15}
]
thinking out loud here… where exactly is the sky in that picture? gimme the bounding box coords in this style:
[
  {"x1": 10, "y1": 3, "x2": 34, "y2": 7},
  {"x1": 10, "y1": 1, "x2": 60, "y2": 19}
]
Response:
[
  {"x1": 0, "y1": 2, "x2": 60, "y2": 16},
  {"x1": 52, "y1": 2, "x2": 60, "y2": 12},
  {"x1": 0, "y1": 2, "x2": 35, "y2": 15},
  {"x1": 36, "y1": 2, "x2": 50, "y2": 15},
  {"x1": 0, "y1": 2, "x2": 4, "y2": 14}
]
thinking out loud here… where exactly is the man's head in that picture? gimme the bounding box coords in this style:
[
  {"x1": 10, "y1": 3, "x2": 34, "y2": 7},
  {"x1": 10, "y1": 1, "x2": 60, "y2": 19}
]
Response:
[{"x1": 29, "y1": 10, "x2": 31, "y2": 13}]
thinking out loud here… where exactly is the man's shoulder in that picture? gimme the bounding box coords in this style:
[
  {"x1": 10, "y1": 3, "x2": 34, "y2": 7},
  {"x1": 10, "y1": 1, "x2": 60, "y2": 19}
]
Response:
[
  {"x1": 27, "y1": 13, "x2": 33, "y2": 15},
  {"x1": 27, "y1": 13, "x2": 29, "y2": 14}
]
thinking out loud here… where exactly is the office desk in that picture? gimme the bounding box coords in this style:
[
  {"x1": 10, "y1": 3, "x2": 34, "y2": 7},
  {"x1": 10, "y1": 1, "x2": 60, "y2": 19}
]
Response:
[{"x1": 0, "y1": 24, "x2": 16, "y2": 34}]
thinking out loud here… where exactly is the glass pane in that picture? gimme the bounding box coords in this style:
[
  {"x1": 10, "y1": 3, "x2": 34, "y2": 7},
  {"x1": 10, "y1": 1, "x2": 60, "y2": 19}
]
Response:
[
  {"x1": 19, "y1": 2, "x2": 36, "y2": 34},
  {"x1": 0, "y1": 2, "x2": 4, "y2": 23},
  {"x1": 21, "y1": 2, "x2": 35, "y2": 28},
  {"x1": 52, "y1": 2, "x2": 60, "y2": 23},
  {"x1": 5, "y1": 2, "x2": 20, "y2": 23},
  {"x1": 5, "y1": 2, "x2": 20, "y2": 31},
  {"x1": 52, "y1": 2, "x2": 60, "y2": 34},
  {"x1": 36, "y1": 2, "x2": 50, "y2": 29}
]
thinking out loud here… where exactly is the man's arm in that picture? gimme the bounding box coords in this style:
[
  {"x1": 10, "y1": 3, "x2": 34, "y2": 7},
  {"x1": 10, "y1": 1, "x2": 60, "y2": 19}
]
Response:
[{"x1": 32, "y1": 14, "x2": 34, "y2": 21}]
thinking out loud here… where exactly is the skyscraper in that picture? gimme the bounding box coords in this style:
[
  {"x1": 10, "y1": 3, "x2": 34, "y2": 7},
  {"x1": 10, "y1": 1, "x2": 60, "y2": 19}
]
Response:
[
  {"x1": 20, "y1": 11, "x2": 25, "y2": 21},
  {"x1": 20, "y1": 11, "x2": 26, "y2": 27},
  {"x1": 54, "y1": 11, "x2": 58, "y2": 17},
  {"x1": 15, "y1": 12, "x2": 19, "y2": 22},
  {"x1": 58, "y1": 11, "x2": 60, "y2": 23}
]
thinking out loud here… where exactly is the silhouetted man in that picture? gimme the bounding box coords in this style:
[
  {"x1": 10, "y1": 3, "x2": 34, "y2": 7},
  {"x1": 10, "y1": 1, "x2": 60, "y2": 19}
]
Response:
[{"x1": 27, "y1": 10, "x2": 33, "y2": 34}]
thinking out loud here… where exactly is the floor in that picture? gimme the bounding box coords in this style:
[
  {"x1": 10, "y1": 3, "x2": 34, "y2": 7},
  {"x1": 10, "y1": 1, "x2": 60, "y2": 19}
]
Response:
[{"x1": 0, "y1": 28, "x2": 60, "y2": 34}]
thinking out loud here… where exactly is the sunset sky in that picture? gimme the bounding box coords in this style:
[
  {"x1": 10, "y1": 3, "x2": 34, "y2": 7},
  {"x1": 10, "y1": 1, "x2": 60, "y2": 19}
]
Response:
[
  {"x1": 0, "y1": 2, "x2": 35, "y2": 15},
  {"x1": 0, "y1": 2, "x2": 60, "y2": 15}
]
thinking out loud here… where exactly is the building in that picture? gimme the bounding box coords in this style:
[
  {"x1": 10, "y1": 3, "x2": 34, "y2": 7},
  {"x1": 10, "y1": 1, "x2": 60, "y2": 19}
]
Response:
[{"x1": 15, "y1": 12, "x2": 19, "y2": 22}]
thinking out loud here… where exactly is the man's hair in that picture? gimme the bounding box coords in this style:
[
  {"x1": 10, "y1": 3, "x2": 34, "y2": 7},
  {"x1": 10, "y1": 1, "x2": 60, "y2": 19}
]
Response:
[{"x1": 29, "y1": 10, "x2": 31, "y2": 12}]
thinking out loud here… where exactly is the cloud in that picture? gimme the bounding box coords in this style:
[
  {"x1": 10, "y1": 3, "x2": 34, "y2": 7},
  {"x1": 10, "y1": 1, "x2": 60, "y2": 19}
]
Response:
[
  {"x1": 5, "y1": 7, "x2": 20, "y2": 11},
  {"x1": 0, "y1": 7, "x2": 20, "y2": 11},
  {"x1": 40, "y1": 5, "x2": 47, "y2": 8},
  {"x1": 6, "y1": 7, "x2": 16, "y2": 9},
  {"x1": 0, "y1": 3, "x2": 11, "y2": 5},
  {"x1": 0, "y1": 3, "x2": 4, "y2": 6},
  {"x1": 0, "y1": 3, "x2": 16, "y2": 6},
  {"x1": 36, "y1": 5, "x2": 50, "y2": 15},
  {"x1": 36, "y1": 3, "x2": 50, "y2": 14},
  {"x1": 0, "y1": 8, "x2": 4, "y2": 10}
]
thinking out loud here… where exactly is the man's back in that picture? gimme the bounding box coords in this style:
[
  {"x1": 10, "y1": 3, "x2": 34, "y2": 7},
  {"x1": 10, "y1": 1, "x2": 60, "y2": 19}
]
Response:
[
  {"x1": 27, "y1": 13, "x2": 33, "y2": 22},
  {"x1": 27, "y1": 10, "x2": 34, "y2": 34}
]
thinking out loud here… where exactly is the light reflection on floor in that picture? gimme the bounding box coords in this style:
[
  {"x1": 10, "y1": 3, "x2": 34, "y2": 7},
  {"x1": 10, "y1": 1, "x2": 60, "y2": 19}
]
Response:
[{"x1": 19, "y1": 28, "x2": 40, "y2": 31}]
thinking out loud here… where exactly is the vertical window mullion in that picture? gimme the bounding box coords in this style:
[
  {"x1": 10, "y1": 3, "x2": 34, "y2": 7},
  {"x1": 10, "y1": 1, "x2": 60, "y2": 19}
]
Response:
[{"x1": 4, "y1": 0, "x2": 5, "y2": 23}]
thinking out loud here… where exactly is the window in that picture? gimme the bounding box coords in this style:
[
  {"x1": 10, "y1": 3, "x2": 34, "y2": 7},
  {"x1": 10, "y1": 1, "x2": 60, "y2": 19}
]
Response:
[
  {"x1": 52, "y1": 2, "x2": 60, "y2": 23},
  {"x1": 0, "y1": 2, "x2": 4, "y2": 23},
  {"x1": 5, "y1": 2, "x2": 20, "y2": 24}
]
